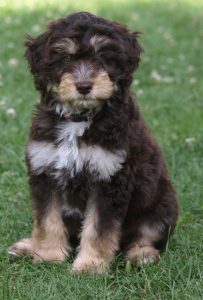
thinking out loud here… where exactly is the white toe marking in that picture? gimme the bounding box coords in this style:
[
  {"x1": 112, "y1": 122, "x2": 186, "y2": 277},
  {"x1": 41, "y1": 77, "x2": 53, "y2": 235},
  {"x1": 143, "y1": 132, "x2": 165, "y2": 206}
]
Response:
[{"x1": 7, "y1": 250, "x2": 21, "y2": 257}]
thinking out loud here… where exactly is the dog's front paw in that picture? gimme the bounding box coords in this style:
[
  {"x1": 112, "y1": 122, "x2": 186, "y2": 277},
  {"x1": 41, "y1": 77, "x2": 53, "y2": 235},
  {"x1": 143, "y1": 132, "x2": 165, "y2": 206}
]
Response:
[
  {"x1": 72, "y1": 255, "x2": 109, "y2": 274},
  {"x1": 32, "y1": 247, "x2": 68, "y2": 264},
  {"x1": 8, "y1": 238, "x2": 34, "y2": 256},
  {"x1": 8, "y1": 238, "x2": 69, "y2": 263}
]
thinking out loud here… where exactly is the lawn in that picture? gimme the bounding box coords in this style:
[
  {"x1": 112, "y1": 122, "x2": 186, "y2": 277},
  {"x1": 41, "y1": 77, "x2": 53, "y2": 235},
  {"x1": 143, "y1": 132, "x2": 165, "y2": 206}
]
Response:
[{"x1": 0, "y1": 0, "x2": 203, "y2": 299}]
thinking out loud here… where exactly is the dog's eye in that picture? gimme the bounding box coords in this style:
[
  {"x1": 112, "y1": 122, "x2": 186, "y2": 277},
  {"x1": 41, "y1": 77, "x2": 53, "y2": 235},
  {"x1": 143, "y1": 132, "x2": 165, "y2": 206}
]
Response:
[
  {"x1": 64, "y1": 55, "x2": 71, "y2": 62},
  {"x1": 98, "y1": 52, "x2": 119, "y2": 68},
  {"x1": 103, "y1": 57, "x2": 118, "y2": 68}
]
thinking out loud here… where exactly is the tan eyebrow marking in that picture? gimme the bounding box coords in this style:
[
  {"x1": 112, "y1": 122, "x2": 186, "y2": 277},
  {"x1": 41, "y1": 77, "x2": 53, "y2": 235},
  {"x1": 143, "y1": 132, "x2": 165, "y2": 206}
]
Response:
[
  {"x1": 90, "y1": 34, "x2": 111, "y2": 52},
  {"x1": 53, "y1": 38, "x2": 78, "y2": 54}
]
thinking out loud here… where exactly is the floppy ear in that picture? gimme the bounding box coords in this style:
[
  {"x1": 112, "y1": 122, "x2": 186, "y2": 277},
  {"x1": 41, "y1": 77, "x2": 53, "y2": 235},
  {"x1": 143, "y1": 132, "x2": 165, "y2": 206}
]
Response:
[
  {"x1": 125, "y1": 31, "x2": 143, "y2": 73},
  {"x1": 111, "y1": 21, "x2": 143, "y2": 73},
  {"x1": 24, "y1": 31, "x2": 51, "y2": 90}
]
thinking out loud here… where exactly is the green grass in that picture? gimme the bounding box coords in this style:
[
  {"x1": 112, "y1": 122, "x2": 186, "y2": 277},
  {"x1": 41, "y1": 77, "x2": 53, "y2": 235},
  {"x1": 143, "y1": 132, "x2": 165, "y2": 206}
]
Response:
[{"x1": 0, "y1": 0, "x2": 203, "y2": 299}]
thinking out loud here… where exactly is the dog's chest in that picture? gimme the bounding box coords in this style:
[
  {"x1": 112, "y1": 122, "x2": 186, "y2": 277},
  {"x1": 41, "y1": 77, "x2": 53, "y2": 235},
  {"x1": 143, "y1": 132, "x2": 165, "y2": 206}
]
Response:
[{"x1": 27, "y1": 121, "x2": 126, "y2": 181}]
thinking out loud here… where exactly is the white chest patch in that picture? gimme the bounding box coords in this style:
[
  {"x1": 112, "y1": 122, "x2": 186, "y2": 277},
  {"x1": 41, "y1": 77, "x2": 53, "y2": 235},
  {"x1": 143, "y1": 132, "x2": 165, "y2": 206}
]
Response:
[{"x1": 27, "y1": 121, "x2": 126, "y2": 181}]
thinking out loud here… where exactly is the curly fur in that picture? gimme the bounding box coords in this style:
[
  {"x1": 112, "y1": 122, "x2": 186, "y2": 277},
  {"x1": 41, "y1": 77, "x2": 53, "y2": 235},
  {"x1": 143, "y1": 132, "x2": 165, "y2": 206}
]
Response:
[{"x1": 8, "y1": 12, "x2": 178, "y2": 273}]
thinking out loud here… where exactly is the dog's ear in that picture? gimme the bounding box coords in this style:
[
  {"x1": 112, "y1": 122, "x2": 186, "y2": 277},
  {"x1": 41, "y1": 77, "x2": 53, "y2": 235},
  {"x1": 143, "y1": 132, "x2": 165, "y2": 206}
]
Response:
[
  {"x1": 24, "y1": 31, "x2": 51, "y2": 90},
  {"x1": 111, "y1": 21, "x2": 143, "y2": 73},
  {"x1": 125, "y1": 31, "x2": 143, "y2": 73}
]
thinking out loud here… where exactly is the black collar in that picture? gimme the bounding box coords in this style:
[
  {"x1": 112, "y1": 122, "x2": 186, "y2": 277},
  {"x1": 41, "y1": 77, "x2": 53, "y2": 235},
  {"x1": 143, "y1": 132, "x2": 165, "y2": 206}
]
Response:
[{"x1": 60, "y1": 108, "x2": 99, "y2": 122}]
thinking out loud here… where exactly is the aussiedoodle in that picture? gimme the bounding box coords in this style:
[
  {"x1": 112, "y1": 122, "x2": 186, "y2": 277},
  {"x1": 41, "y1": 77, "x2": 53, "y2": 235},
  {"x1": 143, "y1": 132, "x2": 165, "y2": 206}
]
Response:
[{"x1": 8, "y1": 12, "x2": 179, "y2": 274}]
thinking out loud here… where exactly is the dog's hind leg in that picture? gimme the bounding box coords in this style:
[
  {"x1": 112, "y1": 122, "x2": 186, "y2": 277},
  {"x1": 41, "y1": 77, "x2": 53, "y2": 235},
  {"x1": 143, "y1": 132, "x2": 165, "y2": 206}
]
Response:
[
  {"x1": 122, "y1": 205, "x2": 177, "y2": 265},
  {"x1": 123, "y1": 222, "x2": 163, "y2": 265},
  {"x1": 123, "y1": 174, "x2": 178, "y2": 265}
]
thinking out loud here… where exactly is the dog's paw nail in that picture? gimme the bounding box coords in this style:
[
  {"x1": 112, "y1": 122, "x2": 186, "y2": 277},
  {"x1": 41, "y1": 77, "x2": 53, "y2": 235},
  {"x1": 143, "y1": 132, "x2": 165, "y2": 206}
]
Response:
[
  {"x1": 138, "y1": 255, "x2": 160, "y2": 266},
  {"x1": 7, "y1": 249, "x2": 21, "y2": 257}
]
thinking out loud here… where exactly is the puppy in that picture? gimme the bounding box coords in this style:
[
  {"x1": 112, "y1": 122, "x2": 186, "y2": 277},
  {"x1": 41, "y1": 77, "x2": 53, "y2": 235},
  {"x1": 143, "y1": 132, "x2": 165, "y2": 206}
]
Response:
[{"x1": 8, "y1": 12, "x2": 178, "y2": 274}]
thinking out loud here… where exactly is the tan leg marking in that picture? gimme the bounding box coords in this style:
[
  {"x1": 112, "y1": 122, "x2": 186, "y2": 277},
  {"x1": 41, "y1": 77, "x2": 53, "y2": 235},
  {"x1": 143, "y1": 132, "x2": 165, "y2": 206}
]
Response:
[
  {"x1": 126, "y1": 244, "x2": 160, "y2": 265},
  {"x1": 73, "y1": 195, "x2": 120, "y2": 274},
  {"x1": 126, "y1": 224, "x2": 162, "y2": 265},
  {"x1": 8, "y1": 198, "x2": 70, "y2": 263}
]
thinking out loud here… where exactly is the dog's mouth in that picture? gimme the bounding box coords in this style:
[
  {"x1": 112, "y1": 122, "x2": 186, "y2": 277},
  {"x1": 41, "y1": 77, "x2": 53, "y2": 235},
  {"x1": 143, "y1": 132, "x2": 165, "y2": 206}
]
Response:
[
  {"x1": 69, "y1": 97, "x2": 101, "y2": 110},
  {"x1": 76, "y1": 94, "x2": 94, "y2": 101}
]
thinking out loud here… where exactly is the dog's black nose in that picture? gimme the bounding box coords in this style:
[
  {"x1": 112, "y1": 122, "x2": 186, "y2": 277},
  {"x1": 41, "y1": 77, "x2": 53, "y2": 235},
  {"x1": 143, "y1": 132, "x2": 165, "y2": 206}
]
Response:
[{"x1": 76, "y1": 81, "x2": 92, "y2": 95}]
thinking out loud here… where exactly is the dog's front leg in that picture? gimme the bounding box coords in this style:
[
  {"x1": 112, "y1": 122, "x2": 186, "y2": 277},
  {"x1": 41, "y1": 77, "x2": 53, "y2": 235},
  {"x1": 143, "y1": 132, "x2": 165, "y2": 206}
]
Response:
[
  {"x1": 73, "y1": 185, "x2": 128, "y2": 274},
  {"x1": 8, "y1": 174, "x2": 70, "y2": 263}
]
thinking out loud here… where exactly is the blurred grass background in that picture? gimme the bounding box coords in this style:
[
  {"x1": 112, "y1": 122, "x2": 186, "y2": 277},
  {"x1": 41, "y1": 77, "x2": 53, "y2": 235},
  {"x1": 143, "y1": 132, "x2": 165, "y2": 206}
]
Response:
[{"x1": 0, "y1": 0, "x2": 203, "y2": 299}]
